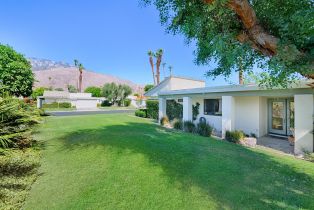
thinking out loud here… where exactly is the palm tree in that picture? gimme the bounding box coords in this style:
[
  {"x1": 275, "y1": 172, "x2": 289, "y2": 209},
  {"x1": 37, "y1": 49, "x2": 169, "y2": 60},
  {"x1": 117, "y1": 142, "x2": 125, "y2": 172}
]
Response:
[
  {"x1": 162, "y1": 62, "x2": 166, "y2": 79},
  {"x1": 148, "y1": 51, "x2": 156, "y2": 85},
  {"x1": 168, "y1": 65, "x2": 173, "y2": 76},
  {"x1": 74, "y1": 59, "x2": 84, "y2": 92},
  {"x1": 155, "y1": 49, "x2": 163, "y2": 84}
]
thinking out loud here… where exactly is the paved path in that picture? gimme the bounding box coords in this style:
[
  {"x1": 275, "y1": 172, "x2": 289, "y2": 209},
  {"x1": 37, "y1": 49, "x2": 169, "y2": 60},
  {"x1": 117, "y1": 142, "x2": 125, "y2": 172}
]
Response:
[{"x1": 47, "y1": 109, "x2": 135, "y2": 116}]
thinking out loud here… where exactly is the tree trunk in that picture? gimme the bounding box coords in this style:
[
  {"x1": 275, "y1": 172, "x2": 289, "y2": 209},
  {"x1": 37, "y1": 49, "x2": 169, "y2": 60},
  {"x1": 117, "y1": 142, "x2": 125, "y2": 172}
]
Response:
[
  {"x1": 149, "y1": 57, "x2": 156, "y2": 85},
  {"x1": 156, "y1": 56, "x2": 162, "y2": 84},
  {"x1": 79, "y1": 71, "x2": 83, "y2": 93},
  {"x1": 204, "y1": 0, "x2": 278, "y2": 56}
]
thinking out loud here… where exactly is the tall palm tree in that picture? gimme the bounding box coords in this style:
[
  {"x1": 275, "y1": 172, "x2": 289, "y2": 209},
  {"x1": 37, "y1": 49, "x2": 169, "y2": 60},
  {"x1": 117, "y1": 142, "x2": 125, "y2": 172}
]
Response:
[
  {"x1": 148, "y1": 51, "x2": 156, "y2": 85},
  {"x1": 155, "y1": 49, "x2": 163, "y2": 84},
  {"x1": 74, "y1": 59, "x2": 84, "y2": 92}
]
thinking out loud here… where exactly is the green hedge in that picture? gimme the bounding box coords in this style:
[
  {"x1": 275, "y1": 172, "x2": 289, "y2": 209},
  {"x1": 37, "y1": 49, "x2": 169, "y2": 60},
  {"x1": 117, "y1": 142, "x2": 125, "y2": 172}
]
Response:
[
  {"x1": 42, "y1": 102, "x2": 72, "y2": 108},
  {"x1": 146, "y1": 100, "x2": 158, "y2": 119}
]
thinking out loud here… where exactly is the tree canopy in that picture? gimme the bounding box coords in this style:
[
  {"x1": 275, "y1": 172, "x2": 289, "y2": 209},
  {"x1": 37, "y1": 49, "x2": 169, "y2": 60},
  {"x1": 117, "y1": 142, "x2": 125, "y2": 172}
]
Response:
[
  {"x1": 142, "y1": 0, "x2": 314, "y2": 87},
  {"x1": 101, "y1": 83, "x2": 132, "y2": 105},
  {"x1": 84, "y1": 86, "x2": 101, "y2": 97},
  {"x1": 0, "y1": 44, "x2": 34, "y2": 96},
  {"x1": 144, "y1": 84, "x2": 154, "y2": 92}
]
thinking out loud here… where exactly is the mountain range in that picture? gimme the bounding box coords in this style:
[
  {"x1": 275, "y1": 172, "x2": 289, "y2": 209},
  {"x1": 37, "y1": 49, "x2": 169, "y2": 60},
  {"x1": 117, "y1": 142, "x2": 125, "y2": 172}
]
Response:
[{"x1": 29, "y1": 58, "x2": 143, "y2": 93}]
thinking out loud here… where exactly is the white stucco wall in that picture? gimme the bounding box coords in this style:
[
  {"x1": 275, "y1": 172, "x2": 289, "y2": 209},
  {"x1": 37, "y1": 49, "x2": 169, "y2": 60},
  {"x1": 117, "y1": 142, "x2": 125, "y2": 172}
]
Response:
[
  {"x1": 192, "y1": 97, "x2": 222, "y2": 135},
  {"x1": 169, "y1": 77, "x2": 205, "y2": 90},
  {"x1": 234, "y1": 96, "x2": 260, "y2": 137},
  {"x1": 74, "y1": 99, "x2": 98, "y2": 109},
  {"x1": 294, "y1": 94, "x2": 314, "y2": 154},
  {"x1": 259, "y1": 97, "x2": 268, "y2": 137}
]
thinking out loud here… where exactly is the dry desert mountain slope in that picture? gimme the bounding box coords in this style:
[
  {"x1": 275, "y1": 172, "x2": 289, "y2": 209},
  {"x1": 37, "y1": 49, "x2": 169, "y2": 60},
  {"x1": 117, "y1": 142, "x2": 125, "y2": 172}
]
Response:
[{"x1": 30, "y1": 58, "x2": 143, "y2": 92}]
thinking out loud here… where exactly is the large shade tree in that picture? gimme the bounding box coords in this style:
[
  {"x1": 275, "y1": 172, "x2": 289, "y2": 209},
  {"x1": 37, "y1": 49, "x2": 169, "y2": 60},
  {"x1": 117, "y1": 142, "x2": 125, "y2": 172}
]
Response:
[
  {"x1": 142, "y1": 0, "x2": 314, "y2": 87},
  {"x1": 0, "y1": 44, "x2": 34, "y2": 96}
]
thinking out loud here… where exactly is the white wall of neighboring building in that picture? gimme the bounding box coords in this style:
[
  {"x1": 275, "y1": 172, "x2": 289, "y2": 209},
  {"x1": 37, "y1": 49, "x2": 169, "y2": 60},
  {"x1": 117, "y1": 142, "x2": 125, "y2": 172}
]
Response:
[
  {"x1": 74, "y1": 99, "x2": 98, "y2": 109},
  {"x1": 69, "y1": 93, "x2": 92, "y2": 98}
]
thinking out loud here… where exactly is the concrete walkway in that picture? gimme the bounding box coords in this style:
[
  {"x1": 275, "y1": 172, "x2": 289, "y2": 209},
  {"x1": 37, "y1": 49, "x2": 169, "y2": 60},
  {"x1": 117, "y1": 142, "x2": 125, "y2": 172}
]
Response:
[
  {"x1": 47, "y1": 109, "x2": 135, "y2": 116},
  {"x1": 257, "y1": 136, "x2": 294, "y2": 154}
]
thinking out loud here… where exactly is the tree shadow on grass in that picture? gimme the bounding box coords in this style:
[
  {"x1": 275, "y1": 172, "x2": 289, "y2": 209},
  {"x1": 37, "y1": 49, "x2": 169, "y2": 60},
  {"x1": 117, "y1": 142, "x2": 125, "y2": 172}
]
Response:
[{"x1": 59, "y1": 122, "x2": 314, "y2": 209}]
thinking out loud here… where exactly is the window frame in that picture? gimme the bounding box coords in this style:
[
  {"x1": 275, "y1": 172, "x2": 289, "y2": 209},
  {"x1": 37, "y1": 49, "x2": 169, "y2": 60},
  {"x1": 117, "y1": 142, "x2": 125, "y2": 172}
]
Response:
[{"x1": 203, "y1": 99, "x2": 222, "y2": 116}]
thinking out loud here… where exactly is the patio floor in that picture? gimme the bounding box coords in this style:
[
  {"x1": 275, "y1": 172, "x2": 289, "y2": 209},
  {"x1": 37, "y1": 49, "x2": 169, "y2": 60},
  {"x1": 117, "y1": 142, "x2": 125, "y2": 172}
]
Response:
[{"x1": 257, "y1": 136, "x2": 294, "y2": 154}]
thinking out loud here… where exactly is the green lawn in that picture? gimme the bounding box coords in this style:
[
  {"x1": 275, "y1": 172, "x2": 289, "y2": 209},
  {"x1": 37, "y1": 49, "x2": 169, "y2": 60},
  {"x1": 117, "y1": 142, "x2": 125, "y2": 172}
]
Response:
[{"x1": 24, "y1": 114, "x2": 314, "y2": 209}]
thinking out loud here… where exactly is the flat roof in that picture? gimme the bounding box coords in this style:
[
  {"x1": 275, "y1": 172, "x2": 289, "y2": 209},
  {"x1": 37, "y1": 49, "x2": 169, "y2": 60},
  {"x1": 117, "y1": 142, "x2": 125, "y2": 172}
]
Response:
[{"x1": 159, "y1": 81, "x2": 313, "y2": 96}]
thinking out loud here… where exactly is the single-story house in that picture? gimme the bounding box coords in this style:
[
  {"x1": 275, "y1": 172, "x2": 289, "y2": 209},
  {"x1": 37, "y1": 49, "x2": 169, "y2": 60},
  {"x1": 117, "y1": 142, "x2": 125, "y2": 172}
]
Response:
[
  {"x1": 146, "y1": 78, "x2": 314, "y2": 155},
  {"x1": 37, "y1": 91, "x2": 99, "y2": 109}
]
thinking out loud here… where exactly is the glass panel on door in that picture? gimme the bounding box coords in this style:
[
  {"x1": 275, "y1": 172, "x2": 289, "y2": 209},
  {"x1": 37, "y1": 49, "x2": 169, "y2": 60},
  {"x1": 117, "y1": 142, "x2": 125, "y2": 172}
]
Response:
[{"x1": 269, "y1": 100, "x2": 287, "y2": 135}]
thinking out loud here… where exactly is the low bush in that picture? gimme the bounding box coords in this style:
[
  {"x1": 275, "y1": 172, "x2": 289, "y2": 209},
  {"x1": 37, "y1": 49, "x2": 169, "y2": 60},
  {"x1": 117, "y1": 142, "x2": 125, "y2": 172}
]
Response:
[
  {"x1": 0, "y1": 95, "x2": 41, "y2": 148},
  {"x1": 183, "y1": 121, "x2": 196, "y2": 133},
  {"x1": 0, "y1": 149, "x2": 40, "y2": 209},
  {"x1": 197, "y1": 122, "x2": 213, "y2": 137},
  {"x1": 124, "y1": 99, "x2": 131, "y2": 107},
  {"x1": 146, "y1": 100, "x2": 158, "y2": 119},
  {"x1": 160, "y1": 116, "x2": 169, "y2": 126},
  {"x1": 42, "y1": 102, "x2": 72, "y2": 108},
  {"x1": 173, "y1": 119, "x2": 183, "y2": 130},
  {"x1": 101, "y1": 100, "x2": 112, "y2": 107},
  {"x1": 135, "y1": 110, "x2": 146, "y2": 118},
  {"x1": 225, "y1": 130, "x2": 245, "y2": 143}
]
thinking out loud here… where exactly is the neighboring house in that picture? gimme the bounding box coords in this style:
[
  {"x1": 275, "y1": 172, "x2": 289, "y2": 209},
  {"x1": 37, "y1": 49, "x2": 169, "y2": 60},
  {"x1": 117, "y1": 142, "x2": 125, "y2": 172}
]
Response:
[
  {"x1": 127, "y1": 95, "x2": 146, "y2": 108},
  {"x1": 156, "y1": 81, "x2": 314, "y2": 155},
  {"x1": 144, "y1": 75, "x2": 205, "y2": 98},
  {"x1": 37, "y1": 91, "x2": 99, "y2": 109}
]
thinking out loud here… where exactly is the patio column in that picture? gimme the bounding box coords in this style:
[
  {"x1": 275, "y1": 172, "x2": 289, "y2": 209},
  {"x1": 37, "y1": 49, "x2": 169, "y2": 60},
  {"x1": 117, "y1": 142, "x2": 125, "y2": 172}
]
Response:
[
  {"x1": 158, "y1": 97, "x2": 166, "y2": 123},
  {"x1": 183, "y1": 97, "x2": 192, "y2": 121},
  {"x1": 222, "y1": 96, "x2": 235, "y2": 139},
  {"x1": 294, "y1": 94, "x2": 314, "y2": 154}
]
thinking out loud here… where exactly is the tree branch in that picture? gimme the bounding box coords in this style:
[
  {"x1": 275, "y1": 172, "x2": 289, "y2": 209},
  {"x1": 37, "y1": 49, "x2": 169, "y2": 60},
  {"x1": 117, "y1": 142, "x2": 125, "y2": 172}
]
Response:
[{"x1": 204, "y1": 0, "x2": 278, "y2": 56}]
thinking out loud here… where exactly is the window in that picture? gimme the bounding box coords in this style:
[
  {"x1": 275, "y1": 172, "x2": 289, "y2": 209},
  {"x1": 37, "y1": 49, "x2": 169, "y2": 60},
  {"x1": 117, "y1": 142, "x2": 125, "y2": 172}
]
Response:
[{"x1": 204, "y1": 99, "x2": 222, "y2": 116}]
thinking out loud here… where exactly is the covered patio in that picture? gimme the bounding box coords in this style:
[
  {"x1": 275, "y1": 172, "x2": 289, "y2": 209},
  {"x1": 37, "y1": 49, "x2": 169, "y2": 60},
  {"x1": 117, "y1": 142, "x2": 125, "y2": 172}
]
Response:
[{"x1": 158, "y1": 84, "x2": 314, "y2": 155}]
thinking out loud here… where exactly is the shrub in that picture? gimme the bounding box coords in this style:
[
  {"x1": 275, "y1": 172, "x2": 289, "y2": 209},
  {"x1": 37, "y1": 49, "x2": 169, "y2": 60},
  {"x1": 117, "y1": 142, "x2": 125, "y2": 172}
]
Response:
[
  {"x1": 196, "y1": 122, "x2": 213, "y2": 137},
  {"x1": 42, "y1": 102, "x2": 72, "y2": 109},
  {"x1": 183, "y1": 121, "x2": 196, "y2": 133},
  {"x1": 166, "y1": 100, "x2": 183, "y2": 120},
  {"x1": 124, "y1": 99, "x2": 131, "y2": 107},
  {"x1": 84, "y1": 86, "x2": 101, "y2": 97},
  {"x1": 225, "y1": 130, "x2": 245, "y2": 143},
  {"x1": 0, "y1": 95, "x2": 41, "y2": 148},
  {"x1": 173, "y1": 119, "x2": 183, "y2": 130},
  {"x1": 135, "y1": 110, "x2": 146, "y2": 118},
  {"x1": 192, "y1": 102, "x2": 200, "y2": 121},
  {"x1": 146, "y1": 100, "x2": 158, "y2": 119},
  {"x1": 160, "y1": 116, "x2": 169, "y2": 126},
  {"x1": 101, "y1": 100, "x2": 112, "y2": 107}
]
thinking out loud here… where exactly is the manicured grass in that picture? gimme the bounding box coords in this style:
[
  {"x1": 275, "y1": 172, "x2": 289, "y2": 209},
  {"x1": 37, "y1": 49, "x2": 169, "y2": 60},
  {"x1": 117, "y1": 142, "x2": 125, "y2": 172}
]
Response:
[{"x1": 24, "y1": 114, "x2": 314, "y2": 209}]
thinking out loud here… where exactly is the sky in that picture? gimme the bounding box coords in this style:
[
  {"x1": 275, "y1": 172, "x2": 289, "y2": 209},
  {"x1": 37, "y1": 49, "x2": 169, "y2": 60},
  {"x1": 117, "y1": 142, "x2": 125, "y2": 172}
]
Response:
[{"x1": 0, "y1": 0, "x2": 238, "y2": 86}]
